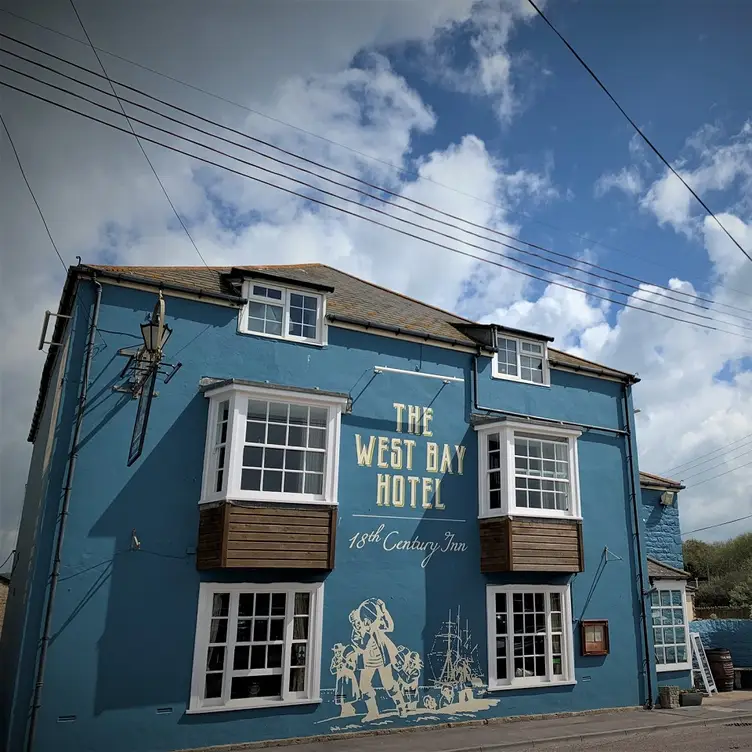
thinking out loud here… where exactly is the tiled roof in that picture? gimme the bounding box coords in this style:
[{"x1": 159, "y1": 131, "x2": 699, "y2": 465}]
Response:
[
  {"x1": 647, "y1": 557, "x2": 691, "y2": 580},
  {"x1": 88, "y1": 263, "x2": 637, "y2": 378},
  {"x1": 639, "y1": 471, "x2": 685, "y2": 490},
  {"x1": 30, "y1": 263, "x2": 638, "y2": 443}
]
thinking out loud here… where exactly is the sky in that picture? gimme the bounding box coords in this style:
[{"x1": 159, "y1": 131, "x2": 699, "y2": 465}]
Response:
[{"x1": 1, "y1": 0, "x2": 751, "y2": 568}]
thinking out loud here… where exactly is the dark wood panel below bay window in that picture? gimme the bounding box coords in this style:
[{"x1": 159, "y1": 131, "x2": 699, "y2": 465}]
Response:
[
  {"x1": 197, "y1": 502, "x2": 337, "y2": 570},
  {"x1": 480, "y1": 516, "x2": 583, "y2": 573}
]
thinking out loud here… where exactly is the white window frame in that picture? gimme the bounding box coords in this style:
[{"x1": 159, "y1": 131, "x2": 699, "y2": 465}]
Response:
[
  {"x1": 486, "y1": 584, "x2": 576, "y2": 691},
  {"x1": 188, "y1": 582, "x2": 324, "y2": 713},
  {"x1": 239, "y1": 280, "x2": 327, "y2": 346},
  {"x1": 475, "y1": 420, "x2": 582, "y2": 520},
  {"x1": 492, "y1": 336, "x2": 550, "y2": 386},
  {"x1": 200, "y1": 383, "x2": 347, "y2": 505},
  {"x1": 651, "y1": 579, "x2": 691, "y2": 673}
]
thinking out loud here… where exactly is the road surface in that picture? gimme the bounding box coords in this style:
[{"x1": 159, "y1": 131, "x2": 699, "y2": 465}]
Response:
[{"x1": 518, "y1": 722, "x2": 752, "y2": 751}]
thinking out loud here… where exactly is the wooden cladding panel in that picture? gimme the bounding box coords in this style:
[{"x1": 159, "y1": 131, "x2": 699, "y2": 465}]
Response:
[
  {"x1": 196, "y1": 503, "x2": 337, "y2": 570},
  {"x1": 480, "y1": 516, "x2": 583, "y2": 573},
  {"x1": 479, "y1": 517, "x2": 510, "y2": 573}
]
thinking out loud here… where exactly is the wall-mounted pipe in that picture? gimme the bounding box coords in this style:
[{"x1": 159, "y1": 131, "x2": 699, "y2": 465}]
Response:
[
  {"x1": 26, "y1": 277, "x2": 102, "y2": 752},
  {"x1": 621, "y1": 384, "x2": 654, "y2": 709}
]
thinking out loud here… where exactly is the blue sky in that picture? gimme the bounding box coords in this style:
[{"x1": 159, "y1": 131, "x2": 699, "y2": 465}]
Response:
[{"x1": 1, "y1": 0, "x2": 751, "y2": 560}]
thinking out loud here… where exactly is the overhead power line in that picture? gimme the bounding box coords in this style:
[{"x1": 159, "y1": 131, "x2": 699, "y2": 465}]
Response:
[
  {"x1": 4, "y1": 50, "x2": 752, "y2": 332},
  {"x1": 4, "y1": 8, "x2": 752, "y2": 301},
  {"x1": 3, "y1": 39, "x2": 751, "y2": 326},
  {"x1": 679, "y1": 446, "x2": 752, "y2": 483},
  {"x1": 682, "y1": 513, "x2": 752, "y2": 537},
  {"x1": 527, "y1": 0, "x2": 752, "y2": 264},
  {"x1": 5, "y1": 75, "x2": 752, "y2": 345},
  {"x1": 0, "y1": 111, "x2": 66, "y2": 271},
  {"x1": 684, "y1": 458, "x2": 752, "y2": 490},
  {"x1": 65, "y1": 0, "x2": 209, "y2": 269},
  {"x1": 662, "y1": 432, "x2": 752, "y2": 475},
  {"x1": 0, "y1": 33, "x2": 752, "y2": 324}
]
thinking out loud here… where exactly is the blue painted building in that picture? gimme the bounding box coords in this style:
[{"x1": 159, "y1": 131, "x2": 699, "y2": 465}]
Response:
[
  {"x1": 639, "y1": 471, "x2": 693, "y2": 691},
  {"x1": 1, "y1": 263, "x2": 671, "y2": 752}
]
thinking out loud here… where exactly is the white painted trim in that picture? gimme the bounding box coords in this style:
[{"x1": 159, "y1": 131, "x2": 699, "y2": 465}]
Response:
[
  {"x1": 189, "y1": 582, "x2": 324, "y2": 713},
  {"x1": 200, "y1": 384, "x2": 345, "y2": 505},
  {"x1": 239, "y1": 280, "x2": 328, "y2": 346},
  {"x1": 203, "y1": 382, "x2": 349, "y2": 407},
  {"x1": 476, "y1": 423, "x2": 582, "y2": 520},
  {"x1": 486, "y1": 584, "x2": 575, "y2": 691},
  {"x1": 651, "y1": 579, "x2": 692, "y2": 673},
  {"x1": 492, "y1": 337, "x2": 551, "y2": 387}
]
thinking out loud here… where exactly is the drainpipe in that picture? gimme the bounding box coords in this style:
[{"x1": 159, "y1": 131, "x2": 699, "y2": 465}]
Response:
[
  {"x1": 621, "y1": 383, "x2": 654, "y2": 710},
  {"x1": 26, "y1": 277, "x2": 102, "y2": 752},
  {"x1": 471, "y1": 350, "x2": 653, "y2": 708}
]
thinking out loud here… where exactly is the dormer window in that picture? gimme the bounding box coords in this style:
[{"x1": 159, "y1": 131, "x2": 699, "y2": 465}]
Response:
[
  {"x1": 493, "y1": 336, "x2": 549, "y2": 385},
  {"x1": 240, "y1": 281, "x2": 326, "y2": 345}
]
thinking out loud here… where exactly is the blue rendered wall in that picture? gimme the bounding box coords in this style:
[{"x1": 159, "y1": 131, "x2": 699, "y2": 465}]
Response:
[
  {"x1": 13, "y1": 281, "x2": 650, "y2": 752},
  {"x1": 640, "y1": 487, "x2": 684, "y2": 571},
  {"x1": 691, "y1": 620, "x2": 752, "y2": 668}
]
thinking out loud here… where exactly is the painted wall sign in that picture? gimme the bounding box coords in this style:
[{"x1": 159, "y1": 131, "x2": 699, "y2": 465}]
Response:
[
  {"x1": 354, "y1": 402, "x2": 466, "y2": 511},
  {"x1": 348, "y1": 524, "x2": 467, "y2": 568},
  {"x1": 321, "y1": 597, "x2": 499, "y2": 732}
]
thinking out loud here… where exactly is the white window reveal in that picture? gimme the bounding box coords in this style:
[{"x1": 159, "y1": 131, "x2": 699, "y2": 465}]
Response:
[
  {"x1": 493, "y1": 336, "x2": 549, "y2": 385},
  {"x1": 650, "y1": 580, "x2": 691, "y2": 672},
  {"x1": 486, "y1": 584, "x2": 575, "y2": 690},
  {"x1": 189, "y1": 582, "x2": 324, "y2": 712},
  {"x1": 241, "y1": 281, "x2": 326, "y2": 345},
  {"x1": 477, "y1": 421, "x2": 581, "y2": 519},
  {"x1": 201, "y1": 384, "x2": 347, "y2": 505}
]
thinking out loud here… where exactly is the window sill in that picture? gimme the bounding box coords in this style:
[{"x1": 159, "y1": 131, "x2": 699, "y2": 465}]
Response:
[
  {"x1": 479, "y1": 511, "x2": 582, "y2": 522},
  {"x1": 491, "y1": 373, "x2": 551, "y2": 388},
  {"x1": 237, "y1": 328, "x2": 326, "y2": 348},
  {"x1": 198, "y1": 496, "x2": 338, "y2": 507},
  {"x1": 657, "y1": 662, "x2": 691, "y2": 673},
  {"x1": 186, "y1": 697, "x2": 322, "y2": 714},
  {"x1": 487, "y1": 679, "x2": 576, "y2": 692}
]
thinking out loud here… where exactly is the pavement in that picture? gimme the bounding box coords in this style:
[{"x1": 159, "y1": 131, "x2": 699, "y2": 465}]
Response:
[{"x1": 253, "y1": 692, "x2": 752, "y2": 752}]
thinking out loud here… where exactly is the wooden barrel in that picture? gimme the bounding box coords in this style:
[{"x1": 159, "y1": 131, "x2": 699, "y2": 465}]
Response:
[{"x1": 706, "y1": 648, "x2": 735, "y2": 692}]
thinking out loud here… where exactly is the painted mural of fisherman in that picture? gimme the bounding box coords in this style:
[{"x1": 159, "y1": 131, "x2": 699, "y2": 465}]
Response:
[
  {"x1": 456, "y1": 657, "x2": 476, "y2": 704},
  {"x1": 330, "y1": 643, "x2": 361, "y2": 717},
  {"x1": 349, "y1": 598, "x2": 407, "y2": 722},
  {"x1": 394, "y1": 646, "x2": 423, "y2": 711}
]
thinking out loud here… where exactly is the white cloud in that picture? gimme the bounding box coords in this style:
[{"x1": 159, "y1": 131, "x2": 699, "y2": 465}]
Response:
[
  {"x1": 0, "y1": 3, "x2": 554, "y2": 566},
  {"x1": 639, "y1": 120, "x2": 752, "y2": 234},
  {"x1": 595, "y1": 166, "x2": 643, "y2": 198},
  {"x1": 420, "y1": 0, "x2": 543, "y2": 122}
]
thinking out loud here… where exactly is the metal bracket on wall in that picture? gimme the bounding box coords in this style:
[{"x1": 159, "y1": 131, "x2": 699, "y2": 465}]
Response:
[
  {"x1": 112, "y1": 346, "x2": 181, "y2": 398},
  {"x1": 603, "y1": 547, "x2": 623, "y2": 562}
]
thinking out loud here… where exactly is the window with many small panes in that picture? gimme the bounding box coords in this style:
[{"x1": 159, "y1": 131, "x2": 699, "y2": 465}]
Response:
[
  {"x1": 241, "y1": 281, "x2": 325, "y2": 344},
  {"x1": 190, "y1": 583, "x2": 323, "y2": 711},
  {"x1": 201, "y1": 384, "x2": 346, "y2": 505},
  {"x1": 478, "y1": 422, "x2": 581, "y2": 519},
  {"x1": 492, "y1": 336, "x2": 549, "y2": 385},
  {"x1": 650, "y1": 580, "x2": 690, "y2": 671},
  {"x1": 487, "y1": 585, "x2": 574, "y2": 690}
]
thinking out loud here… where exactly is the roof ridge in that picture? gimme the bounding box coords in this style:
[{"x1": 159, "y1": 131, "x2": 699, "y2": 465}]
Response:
[
  {"x1": 276, "y1": 263, "x2": 479, "y2": 326},
  {"x1": 646, "y1": 556, "x2": 691, "y2": 577}
]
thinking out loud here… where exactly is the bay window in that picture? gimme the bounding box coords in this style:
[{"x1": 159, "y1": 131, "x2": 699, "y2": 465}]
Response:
[
  {"x1": 650, "y1": 580, "x2": 690, "y2": 671},
  {"x1": 201, "y1": 383, "x2": 347, "y2": 505},
  {"x1": 486, "y1": 584, "x2": 575, "y2": 690},
  {"x1": 189, "y1": 582, "x2": 324, "y2": 712},
  {"x1": 476, "y1": 421, "x2": 582, "y2": 519}
]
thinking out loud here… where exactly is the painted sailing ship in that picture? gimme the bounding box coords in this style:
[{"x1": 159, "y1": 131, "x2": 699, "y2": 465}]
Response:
[{"x1": 422, "y1": 607, "x2": 496, "y2": 713}]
